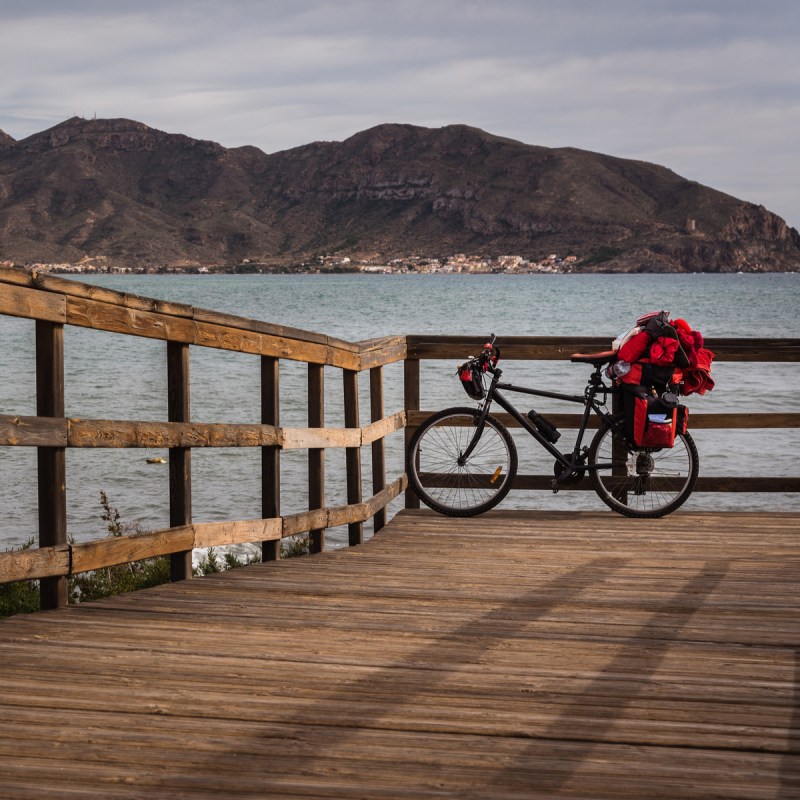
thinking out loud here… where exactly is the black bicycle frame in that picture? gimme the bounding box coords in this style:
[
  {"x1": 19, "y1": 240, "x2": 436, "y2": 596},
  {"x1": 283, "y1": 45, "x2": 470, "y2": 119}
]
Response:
[{"x1": 464, "y1": 364, "x2": 618, "y2": 480}]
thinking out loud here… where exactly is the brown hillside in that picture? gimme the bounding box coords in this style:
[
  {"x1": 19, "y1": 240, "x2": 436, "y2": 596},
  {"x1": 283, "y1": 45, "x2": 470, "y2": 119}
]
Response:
[{"x1": 0, "y1": 117, "x2": 797, "y2": 271}]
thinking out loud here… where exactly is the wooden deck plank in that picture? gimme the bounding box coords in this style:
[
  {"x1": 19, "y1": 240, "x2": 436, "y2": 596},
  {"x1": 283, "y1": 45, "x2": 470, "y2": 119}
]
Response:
[{"x1": 0, "y1": 510, "x2": 798, "y2": 798}]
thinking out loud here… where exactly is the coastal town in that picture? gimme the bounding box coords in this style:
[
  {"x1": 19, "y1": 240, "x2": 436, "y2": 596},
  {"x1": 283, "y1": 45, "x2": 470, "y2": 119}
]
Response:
[{"x1": 3, "y1": 252, "x2": 581, "y2": 276}]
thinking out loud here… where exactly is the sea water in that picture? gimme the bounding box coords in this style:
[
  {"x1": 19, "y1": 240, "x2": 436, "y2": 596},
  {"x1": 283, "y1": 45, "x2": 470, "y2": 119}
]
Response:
[{"x1": 1, "y1": 272, "x2": 798, "y2": 551}]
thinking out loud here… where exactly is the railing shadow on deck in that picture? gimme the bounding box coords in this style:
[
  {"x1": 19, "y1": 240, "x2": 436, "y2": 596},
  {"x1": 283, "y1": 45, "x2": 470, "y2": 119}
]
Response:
[{"x1": 1, "y1": 265, "x2": 798, "y2": 613}]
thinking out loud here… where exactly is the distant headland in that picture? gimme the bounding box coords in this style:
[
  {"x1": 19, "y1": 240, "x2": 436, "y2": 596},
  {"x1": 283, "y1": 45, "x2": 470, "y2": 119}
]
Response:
[{"x1": 1, "y1": 117, "x2": 798, "y2": 273}]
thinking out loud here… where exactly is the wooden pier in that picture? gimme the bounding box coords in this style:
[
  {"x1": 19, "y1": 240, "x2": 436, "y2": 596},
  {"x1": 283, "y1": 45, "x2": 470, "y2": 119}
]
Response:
[
  {"x1": 2, "y1": 509, "x2": 799, "y2": 799},
  {"x1": 2, "y1": 268, "x2": 799, "y2": 798}
]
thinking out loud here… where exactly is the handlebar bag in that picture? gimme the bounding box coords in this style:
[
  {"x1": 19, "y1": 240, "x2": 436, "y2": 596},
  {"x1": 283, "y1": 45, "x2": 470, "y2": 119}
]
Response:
[{"x1": 458, "y1": 361, "x2": 485, "y2": 400}]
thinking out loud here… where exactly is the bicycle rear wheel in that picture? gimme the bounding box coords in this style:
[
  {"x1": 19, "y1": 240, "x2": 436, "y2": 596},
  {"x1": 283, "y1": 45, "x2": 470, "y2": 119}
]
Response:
[
  {"x1": 588, "y1": 421, "x2": 699, "y2": 518},
  {"x1": 407, "y1": 407, "x2": 517, "y2": 516}
]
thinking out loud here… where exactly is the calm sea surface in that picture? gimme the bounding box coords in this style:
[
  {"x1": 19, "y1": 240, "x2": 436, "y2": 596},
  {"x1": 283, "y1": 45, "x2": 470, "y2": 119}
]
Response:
[{"x1": 1, "y1": 273, "x2": 798, "y2": 552}]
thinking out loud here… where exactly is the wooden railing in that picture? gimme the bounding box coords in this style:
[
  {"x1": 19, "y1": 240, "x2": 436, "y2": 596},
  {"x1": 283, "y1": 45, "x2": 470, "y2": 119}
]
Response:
[
  {"x1": 403, "y1": 334, "x2": 800, "y2": 505},
  {"x1": 0, "y1": 267, "x2": 407, "y2": 609},
  {"x1": 2, "y1": 267, "x2": 798, "y2": 613}
]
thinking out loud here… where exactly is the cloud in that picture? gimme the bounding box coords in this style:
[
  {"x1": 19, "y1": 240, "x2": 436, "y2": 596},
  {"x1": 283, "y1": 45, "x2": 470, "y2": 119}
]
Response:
[{"x1": 1, "y1": 0, "x2": 798, "y2": 226}]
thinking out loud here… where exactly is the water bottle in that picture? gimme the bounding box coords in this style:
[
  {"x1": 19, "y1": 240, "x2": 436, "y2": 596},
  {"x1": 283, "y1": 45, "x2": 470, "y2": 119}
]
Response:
[{"x1": 527, "y1": 410, "x2": 561, "y2": 444}]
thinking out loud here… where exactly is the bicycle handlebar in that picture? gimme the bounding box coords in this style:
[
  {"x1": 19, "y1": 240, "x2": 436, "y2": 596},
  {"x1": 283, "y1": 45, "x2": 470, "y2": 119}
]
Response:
[{"x1": 478, "y1": 334, "x2": 500, "y2": 370}]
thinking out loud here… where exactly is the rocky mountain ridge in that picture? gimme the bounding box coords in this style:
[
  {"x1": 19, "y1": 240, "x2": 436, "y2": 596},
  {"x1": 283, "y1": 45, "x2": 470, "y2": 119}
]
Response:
[{"x1": 0, "y1": 117, "x2": 797, "y2": 272}]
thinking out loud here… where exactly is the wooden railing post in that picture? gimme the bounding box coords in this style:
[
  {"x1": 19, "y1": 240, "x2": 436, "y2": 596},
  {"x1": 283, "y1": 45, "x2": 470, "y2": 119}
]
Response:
[
  {"x1": 404, "y1": 357, "x2": 420, "y2": 509},
  {"x1": 36, "y1": 320, "x2": 67, "y2": 609},
  {"x1": 261, "y1": 356, "x2": 281, "y2": 561},
  {"x1": 343, "y1": 369, "x2": 363, "y2": 545},
  {"x1": 370, "y1": 366, "x2": 387, "y2": 533},
  {"x1": 167, "y1": 341, "x2": 192, "y2": 581},
  {"x1": 308, "y1": 363, "x2": 325, "y2": 553}
]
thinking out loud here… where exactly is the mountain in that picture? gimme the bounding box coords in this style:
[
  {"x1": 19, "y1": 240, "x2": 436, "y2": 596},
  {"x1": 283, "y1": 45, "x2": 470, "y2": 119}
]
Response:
[{"x1": 0, "y1": 116, "x2": 798, "y2": 272}]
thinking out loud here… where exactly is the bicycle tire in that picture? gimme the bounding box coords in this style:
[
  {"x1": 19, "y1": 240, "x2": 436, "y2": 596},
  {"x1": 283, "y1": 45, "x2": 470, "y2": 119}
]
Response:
[
  {"x1": 588, "y1": 421, "x2": 699, "y2": 518},
  {"x1": 407, "y1": 407, "x2": 517, "y2": 516}
]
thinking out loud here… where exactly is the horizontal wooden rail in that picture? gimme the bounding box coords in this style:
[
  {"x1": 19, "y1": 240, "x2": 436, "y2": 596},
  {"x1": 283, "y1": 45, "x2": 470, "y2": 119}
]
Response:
[
  {"x1": 0, "y1": 476, "x2": 407, "y2": 585},
  {"x1": 0, "y1": 267, "x2": 407, "y2": 370},
  {"x1": 407, "y1": 410, "x2": 800, "y2": 430},
  {"x1": 0, "y1": 412, "x2": 406, "y2": 449},
  {"x1": 406, "y1": 334, "x2": 800, "y2": 362},
  {"x1": 418, "y1": 472, "x2": 800, "y2": 493}
]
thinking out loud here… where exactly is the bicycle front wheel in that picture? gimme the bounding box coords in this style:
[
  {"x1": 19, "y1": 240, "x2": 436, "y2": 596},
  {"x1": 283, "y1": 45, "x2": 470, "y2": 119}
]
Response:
[
  {"x1": 588, "y1": 422, "x2": 699, "y2": 518},
  {"x1": 407, "y1": 407, "x2": 517, "y2": 516}
]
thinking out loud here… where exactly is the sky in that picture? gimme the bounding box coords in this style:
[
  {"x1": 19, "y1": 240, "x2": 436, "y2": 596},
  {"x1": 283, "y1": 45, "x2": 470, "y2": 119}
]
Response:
[{"x1": 1, "y1": 0, "x2": 799, "y2": 227}]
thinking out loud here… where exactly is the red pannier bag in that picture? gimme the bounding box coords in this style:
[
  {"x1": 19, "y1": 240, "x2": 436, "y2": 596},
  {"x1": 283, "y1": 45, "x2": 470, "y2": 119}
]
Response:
[
  {"x1": 627, "y1": 392, "x2": 689, "y2": 449},
  {"x1": 631, "y1": 395, "x2": 677, "y2": 448}
]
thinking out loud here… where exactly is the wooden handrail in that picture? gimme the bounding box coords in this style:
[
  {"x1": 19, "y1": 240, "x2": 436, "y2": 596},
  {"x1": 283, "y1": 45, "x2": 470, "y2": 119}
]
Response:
[
  {"x1": 0, "y1": 268, "x2": 410, "y2": 610},
  {"x1": 405, "y1": 334, "x2": 800, "y2": 362},
  {"x1": 0, "y1": 411, "x2": 406, "y2": 449},
  {"x1": 0, "y1": 477, "x2": 407, "y2": 584},
  {"x1": 0, "y1": 266, "x2": 407, "y2": 369}
]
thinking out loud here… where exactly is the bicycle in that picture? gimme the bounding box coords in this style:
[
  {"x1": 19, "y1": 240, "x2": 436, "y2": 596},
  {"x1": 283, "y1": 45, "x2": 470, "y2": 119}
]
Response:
[{"x1": 406, "y1": 335, "x2": 699, "y2": 519}]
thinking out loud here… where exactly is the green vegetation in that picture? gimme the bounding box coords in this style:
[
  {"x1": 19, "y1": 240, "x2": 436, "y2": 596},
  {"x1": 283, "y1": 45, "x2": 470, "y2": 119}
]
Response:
[
  {"x1": 1, "y1": 493, "x2": 310, "y2": 619},
  {"x1": 0, "y1": 539, "x2": 39, "y2": 618}
]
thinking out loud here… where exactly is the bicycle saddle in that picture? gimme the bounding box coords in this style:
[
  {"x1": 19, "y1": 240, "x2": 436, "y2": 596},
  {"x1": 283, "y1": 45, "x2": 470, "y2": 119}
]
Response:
[{"x1": 570, "y1": 350, "x2": 617, "y2": 366}]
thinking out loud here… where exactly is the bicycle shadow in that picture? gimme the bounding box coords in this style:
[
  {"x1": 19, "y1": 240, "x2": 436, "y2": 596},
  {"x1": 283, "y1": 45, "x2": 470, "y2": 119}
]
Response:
[
  {"x1": 463, "y1": 558, "x2": 732, "y2": 796},
  {"x1": 239, "y1": 555, "x2": 734, "y2": 796},
  {"x1": 199, "y1": 554, "x2": 630, "y2": 793}
]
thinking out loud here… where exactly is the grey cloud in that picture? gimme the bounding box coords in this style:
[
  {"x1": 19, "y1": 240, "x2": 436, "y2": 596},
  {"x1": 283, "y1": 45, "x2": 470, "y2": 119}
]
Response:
[{"x1": 1, "y1": 1, "x2": 798, "y2": 226}]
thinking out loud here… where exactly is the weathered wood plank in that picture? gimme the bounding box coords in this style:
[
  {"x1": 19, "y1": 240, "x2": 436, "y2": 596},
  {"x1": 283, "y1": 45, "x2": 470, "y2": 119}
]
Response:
[
  {"x1": 193, "y1": 317, "x2": 353, "y2": 368},
  {"x1": 63, "y1": 294, "x2": 360, "y2": 368},
  {"x1": 280, "y1": 478, "x2": 406, "y2": 538},
  {"x1": 0, "y1": 414, "x2": 401, "y2": 449},
  {"x1": 71, "y1": 527, "x2": 196, "y2": 574},
  {"x1": 0, "y1": 265, "x2": 35, "y2": 287},
  {"x1": 0, "y1": 415, "x2": 67, "y2": 446},
  {"x1": 281, "y1": 425, "x2": 361, "y2": 450},
  {"x1": 192, "y1": 518, "x2": 281, "y2": 548},
  {"x1": 365, "y1": 474, "x2": 407, "y2": 517},
  {"x1": 66, "y1": 295, "x2": 197, "y2": 344},
  {"x1": 358, "y1": 336, "x2": 408, "y2": 369},
  {"x1": 362, "y1": 410, "x2": 405, "y2": 444},
  {"x1": 28, "y1": 268, "x2": 195, "y2": 318},
  {"x1": 0, "y1": 545, "x2": 69, "y2": 583},
  {"x1": 0, "y1": 283, "x2": 66, "y2": 323},
  {"x1": 67, "y1": 418, "x2": 281, "y2": 448},
  {"x1": 192, "y1": 307, "x2": 331, "y2": 347},
  {"x1": 282, "y1": 508, "x2": 328, "y2": 539}
]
